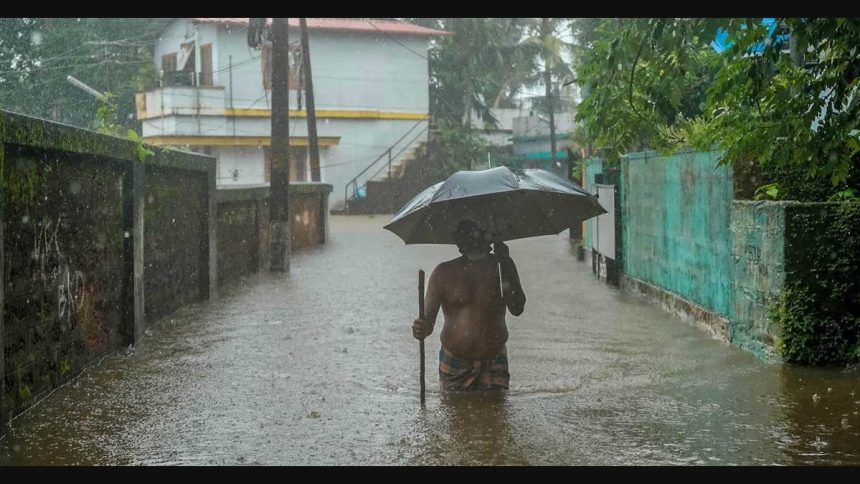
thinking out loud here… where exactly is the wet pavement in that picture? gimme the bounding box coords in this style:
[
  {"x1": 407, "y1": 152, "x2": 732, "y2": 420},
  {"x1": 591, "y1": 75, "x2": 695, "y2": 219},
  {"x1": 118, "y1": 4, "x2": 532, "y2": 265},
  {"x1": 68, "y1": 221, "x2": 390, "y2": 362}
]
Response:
[{"x1": 1, "y1": 215, "x2": 858, "y2": 465}]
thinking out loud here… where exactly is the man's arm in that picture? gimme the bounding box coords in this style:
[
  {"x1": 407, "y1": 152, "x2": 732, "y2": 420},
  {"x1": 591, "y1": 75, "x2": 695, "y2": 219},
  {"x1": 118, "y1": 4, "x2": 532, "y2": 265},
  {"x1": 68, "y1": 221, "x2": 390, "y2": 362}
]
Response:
[
  {"x1": 495, "y1": 242, "x2": 526, "y2": 316},
  {"x1": 413, "y1": 265, "x2": 444, "y2": 339}
]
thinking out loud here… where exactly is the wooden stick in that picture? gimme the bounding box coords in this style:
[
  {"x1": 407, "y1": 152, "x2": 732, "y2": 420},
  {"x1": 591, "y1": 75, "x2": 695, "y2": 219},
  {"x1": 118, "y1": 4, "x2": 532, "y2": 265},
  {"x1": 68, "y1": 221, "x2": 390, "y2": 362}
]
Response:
[{"x1": 418, "y1": 269, "x2": 426, "y2": 407}]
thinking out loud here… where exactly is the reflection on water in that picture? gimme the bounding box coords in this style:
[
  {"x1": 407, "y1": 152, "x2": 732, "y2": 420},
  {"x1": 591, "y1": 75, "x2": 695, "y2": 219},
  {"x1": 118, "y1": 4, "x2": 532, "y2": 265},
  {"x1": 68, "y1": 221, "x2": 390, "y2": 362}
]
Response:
[{"x1": 433, "y1": 391, "x2": 526, "y2": 465}]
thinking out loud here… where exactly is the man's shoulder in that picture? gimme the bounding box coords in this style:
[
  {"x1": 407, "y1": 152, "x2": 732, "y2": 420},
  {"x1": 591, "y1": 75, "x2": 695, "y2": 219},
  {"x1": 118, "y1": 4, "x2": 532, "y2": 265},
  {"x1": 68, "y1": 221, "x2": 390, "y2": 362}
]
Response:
[{"x1": 434, "y1": 257, "x2": 463, "y2": 272}]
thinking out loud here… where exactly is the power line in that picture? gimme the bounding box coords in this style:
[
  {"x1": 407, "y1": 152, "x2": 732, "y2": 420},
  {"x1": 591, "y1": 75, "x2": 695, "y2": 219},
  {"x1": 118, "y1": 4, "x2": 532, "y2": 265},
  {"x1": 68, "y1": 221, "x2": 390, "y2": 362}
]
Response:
[{"x1": 364, "y1": 20, "x2": 429, "y2": 61}]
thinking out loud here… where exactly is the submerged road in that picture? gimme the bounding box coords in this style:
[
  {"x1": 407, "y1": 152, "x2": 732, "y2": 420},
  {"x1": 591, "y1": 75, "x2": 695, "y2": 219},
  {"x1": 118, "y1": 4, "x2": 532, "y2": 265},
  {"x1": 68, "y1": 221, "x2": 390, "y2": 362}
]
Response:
[{"x1": 1, "y1": 215, "x2": 858, "y2": 465}]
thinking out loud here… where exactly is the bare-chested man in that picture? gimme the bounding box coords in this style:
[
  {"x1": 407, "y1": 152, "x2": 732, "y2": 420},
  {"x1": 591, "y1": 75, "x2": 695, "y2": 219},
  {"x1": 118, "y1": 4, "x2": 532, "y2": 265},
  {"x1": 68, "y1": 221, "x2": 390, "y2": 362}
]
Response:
[{"x1": 412, "y1": 220, "x2": 526, "y2": 391}]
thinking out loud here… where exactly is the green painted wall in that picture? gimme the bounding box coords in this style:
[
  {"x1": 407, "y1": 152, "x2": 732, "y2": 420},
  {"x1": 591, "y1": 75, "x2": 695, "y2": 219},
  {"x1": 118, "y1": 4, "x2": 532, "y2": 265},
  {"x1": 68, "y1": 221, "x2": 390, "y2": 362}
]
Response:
[
  {"x1": 729, "y1": 201, "x2": 789, "y2": 361},
  {"x1": 583, "y1": 157, "x2": 603, "y2": 251},
  {"x1": 621, "y1": 150, "x2": 733, "y2": 317}
]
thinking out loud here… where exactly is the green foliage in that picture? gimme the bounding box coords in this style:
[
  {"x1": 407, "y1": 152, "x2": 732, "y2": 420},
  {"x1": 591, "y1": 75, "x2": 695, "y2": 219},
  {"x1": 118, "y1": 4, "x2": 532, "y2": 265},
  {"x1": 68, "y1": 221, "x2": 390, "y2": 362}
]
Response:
[
  {"x1": 94, "y1": 92, "x2": 121, "y2": 135},
  {"x1": 59, "y1": 358, "x2": 71, "y2": 377},
  {"x1": 6, "y1": 157, "x2": 42, "y2": 209},
  {"x1": 574, "y1": 18, "x2": 721, "y2": 161},
  {"x1": 829, "y1": 188, "x2": 858, "y2": 201},
  {"x1": 754, "y1": 183, "x2": 780, "y2": 200},
  {"x1": 407, "y1": 18, "x2": 577, "y2": 172},
  {"x1": 520, "y1": 18, "x2": 575, "y2": 118},
  {"x1": 410, "y1": 18, "x2": 540, "y2": 127},
  {"x1": 697, "y1": 19, "x2": 860, "y2": 191},
  {"x1": 436, "y1": 118, "x2": 488, "y2": 172},
  {"x1": 17, "y1": 385, "x2": 32, "y2": 401},
  {"x1": 574, "y1": 18, "x2": 860, "y2": 200},
  {"x1": 92, "y1": 93, "x2": 153, "y2": 162},
  {"x1": 127, "y1": 128, "x2": 154, "y2": 162},
  {"x1": 0, "y1": 18, "x2": 170, "y2": 130},
  {"x1": 771, "y1": 202, "x2": 860, "y2": 365}
]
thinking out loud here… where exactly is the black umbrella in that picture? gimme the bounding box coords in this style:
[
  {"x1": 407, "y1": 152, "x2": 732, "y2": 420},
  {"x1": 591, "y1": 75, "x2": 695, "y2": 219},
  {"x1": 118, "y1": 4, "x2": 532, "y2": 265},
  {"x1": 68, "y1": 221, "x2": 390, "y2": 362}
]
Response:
[{"x1": 383, "y1": 166, "x2": 606, "y2": 244}]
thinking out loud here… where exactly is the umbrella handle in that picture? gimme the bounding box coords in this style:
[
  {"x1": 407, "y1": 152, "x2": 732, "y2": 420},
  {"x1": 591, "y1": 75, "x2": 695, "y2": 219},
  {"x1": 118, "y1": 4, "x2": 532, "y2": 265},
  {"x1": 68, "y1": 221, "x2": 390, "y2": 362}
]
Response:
[{"x1": 498, "y1": 259, "x2": 504, "y2": 302}]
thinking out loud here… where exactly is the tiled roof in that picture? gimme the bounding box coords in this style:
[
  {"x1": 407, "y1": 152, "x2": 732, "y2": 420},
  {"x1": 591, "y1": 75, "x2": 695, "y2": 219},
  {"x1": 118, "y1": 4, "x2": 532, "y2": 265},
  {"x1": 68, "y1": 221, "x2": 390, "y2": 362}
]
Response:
[{"x1": 191, "y1": 18, "x2": 450, "y2": 36}]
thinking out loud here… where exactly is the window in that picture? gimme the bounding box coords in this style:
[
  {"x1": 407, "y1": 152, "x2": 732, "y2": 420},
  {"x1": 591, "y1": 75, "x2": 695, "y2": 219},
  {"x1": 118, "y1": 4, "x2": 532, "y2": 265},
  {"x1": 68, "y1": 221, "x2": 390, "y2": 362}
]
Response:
[
  {"x1": 200, "y1": 43, "x2": 213, "y2": 86},
  {"x1": 161, "y1": 53, "x2": 177, "y2": 73},
  {"x1": 264, "y1": 146, "x2": 308, "y2": 182},
  {"x1": 290, "y1": 146, "x2": 308, "y2": 182},
  {"x1": 178, "y1": 41, "x2": 196, "y2": 72},
  {"x1": 261, "y1": 42, "x2": 302, "y2": 91}
]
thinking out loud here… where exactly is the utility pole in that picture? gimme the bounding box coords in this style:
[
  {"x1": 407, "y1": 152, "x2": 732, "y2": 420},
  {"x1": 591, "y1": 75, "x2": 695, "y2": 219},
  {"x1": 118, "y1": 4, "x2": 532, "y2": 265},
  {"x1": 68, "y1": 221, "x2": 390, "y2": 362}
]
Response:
[
  {"x1": 300, "y1": 18, "x2": 321, "y2": 182},
  {"x1": 269, "y1": 18, "x2": 291, "y2": 271},
  {"x1": 541, "y1": 18, "x2": 558, "y2": 168}
]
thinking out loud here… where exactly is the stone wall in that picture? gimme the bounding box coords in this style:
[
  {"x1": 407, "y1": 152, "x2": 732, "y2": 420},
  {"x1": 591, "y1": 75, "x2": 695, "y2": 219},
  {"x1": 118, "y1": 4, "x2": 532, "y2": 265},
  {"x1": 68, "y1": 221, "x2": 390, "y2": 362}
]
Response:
[
  {"x1": 215, "y1": 184, "x2": 332, "y2": 286},
  {"x1": 2, "y1": 145, "x2": 128, "y2": 418},
  {"x1": 1, "y1": 110, "x2": 214, "y2": 430},
  {"x1": 143, "y1": 166, "x2": 209, "y2": 323}
]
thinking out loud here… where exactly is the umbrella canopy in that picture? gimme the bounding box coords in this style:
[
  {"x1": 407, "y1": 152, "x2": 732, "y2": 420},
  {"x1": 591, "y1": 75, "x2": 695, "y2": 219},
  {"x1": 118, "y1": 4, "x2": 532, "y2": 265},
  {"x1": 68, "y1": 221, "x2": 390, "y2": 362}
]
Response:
[{"x1": 383, "y1": 166, "x2": 607, "y2": 244}]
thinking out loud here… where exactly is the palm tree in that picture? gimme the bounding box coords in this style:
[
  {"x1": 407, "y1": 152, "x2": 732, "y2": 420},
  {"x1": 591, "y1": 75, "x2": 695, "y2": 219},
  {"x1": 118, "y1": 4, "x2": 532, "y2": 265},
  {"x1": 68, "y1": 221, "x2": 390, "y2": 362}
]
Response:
[
  {"x1": 521, "y1": 18, "x2": 575, "y2": 165},
  {"x1": 409, "y1": 18, "x2": 537, "y2": 129}
]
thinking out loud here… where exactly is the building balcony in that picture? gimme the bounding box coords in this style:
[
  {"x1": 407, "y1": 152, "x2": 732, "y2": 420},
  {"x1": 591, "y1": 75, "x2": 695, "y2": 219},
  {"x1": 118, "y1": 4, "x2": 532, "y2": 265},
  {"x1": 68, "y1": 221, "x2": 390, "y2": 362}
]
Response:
[
  {"x1": 158, "y1": 70, "x2": 212, "y2": 88},
  {"x1": 136, "y1": 83, "x2": 226, "y2": 121}
]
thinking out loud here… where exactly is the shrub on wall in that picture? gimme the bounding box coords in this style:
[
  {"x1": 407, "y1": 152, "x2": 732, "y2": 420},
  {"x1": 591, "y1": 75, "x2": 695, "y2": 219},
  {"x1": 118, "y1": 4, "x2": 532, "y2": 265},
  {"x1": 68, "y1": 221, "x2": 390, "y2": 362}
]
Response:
[{"x1": 773, "y1": 202, "x2": 860, "y2": 365}]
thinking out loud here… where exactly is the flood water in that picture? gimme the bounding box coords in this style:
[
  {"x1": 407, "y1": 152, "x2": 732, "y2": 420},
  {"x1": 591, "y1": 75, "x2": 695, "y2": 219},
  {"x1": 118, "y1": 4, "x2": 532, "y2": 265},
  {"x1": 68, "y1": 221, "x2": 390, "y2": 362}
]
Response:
[{"x1": 1, "y1": 215, "x2": 858, "y2": 465}]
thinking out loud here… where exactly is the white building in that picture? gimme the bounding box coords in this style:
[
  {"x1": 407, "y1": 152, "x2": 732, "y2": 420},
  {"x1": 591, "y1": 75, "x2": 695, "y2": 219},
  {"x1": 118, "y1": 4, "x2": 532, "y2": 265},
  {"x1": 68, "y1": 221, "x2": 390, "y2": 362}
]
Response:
[{"x1": 135, "y1": 18, "x2": 448, "y2": 209}]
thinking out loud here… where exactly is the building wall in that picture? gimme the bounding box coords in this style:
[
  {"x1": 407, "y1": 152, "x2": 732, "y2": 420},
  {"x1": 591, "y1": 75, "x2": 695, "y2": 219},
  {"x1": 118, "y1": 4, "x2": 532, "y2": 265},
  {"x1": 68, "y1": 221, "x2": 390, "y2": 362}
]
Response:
[
  {"x1": 154, "y1": 20, "x2": 220, "y2": 82},
  {"x1": 512, "y1": 113, "x2": 574, "y2": 139},
  {"x1": 215, "y1": 146, "x2": 267, "y2": 186},
  {"x1": 621, "y1": 149, "x2": 734, "y2": 318},
  {"x1": 146, "y1": 19, "x2": 433, "y2": 206},
  {"x1": 213, "y1": 23, "x2": 430, "y2": 112}
]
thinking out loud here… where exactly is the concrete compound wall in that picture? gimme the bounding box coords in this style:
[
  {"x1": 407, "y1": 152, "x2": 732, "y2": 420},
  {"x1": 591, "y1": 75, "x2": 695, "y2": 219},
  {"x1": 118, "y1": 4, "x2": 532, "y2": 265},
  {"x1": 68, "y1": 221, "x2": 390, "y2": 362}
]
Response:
[{"x1": 0, "y1": 110, "x2": 332, "y2": 433}]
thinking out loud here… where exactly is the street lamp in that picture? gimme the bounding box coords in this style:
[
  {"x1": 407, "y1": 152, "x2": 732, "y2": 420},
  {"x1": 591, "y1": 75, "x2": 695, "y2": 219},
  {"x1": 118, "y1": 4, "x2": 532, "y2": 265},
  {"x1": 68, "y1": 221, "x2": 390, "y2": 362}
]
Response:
[{"x1": 66, "y1": 75, "x2": 106, "y2": 100}]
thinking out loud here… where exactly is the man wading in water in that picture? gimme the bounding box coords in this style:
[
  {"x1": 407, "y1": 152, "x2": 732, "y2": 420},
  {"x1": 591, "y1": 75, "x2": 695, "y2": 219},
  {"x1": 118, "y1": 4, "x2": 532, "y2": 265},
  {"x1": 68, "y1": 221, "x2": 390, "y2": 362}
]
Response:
[{"x1": 412, "y1": 220, "x2": 526, "y2": 391}]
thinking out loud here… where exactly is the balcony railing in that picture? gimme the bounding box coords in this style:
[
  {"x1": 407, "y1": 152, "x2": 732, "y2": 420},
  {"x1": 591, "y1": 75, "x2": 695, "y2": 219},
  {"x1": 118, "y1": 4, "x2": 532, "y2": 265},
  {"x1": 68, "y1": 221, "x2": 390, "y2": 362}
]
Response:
[{"x1": 158, "y1": 71, "x2": 213, "y2": 88}]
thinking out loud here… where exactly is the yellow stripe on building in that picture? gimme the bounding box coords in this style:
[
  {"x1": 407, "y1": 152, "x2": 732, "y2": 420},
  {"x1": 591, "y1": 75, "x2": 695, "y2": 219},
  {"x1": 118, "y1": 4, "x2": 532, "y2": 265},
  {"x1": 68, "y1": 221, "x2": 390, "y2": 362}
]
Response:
[
  {"x1": 143, "y1": 136, "x2": 341, "y2": 147},
  {"x1": 225, "y1": 108, "x2": 428, "y2": 120}
]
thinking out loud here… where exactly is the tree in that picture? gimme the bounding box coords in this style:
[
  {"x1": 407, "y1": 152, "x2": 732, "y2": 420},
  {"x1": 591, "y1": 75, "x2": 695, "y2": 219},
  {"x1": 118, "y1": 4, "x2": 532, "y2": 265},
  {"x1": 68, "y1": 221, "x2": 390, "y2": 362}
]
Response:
[
  {"x1": 574, "y1": 18, "x2": 859, "y2": 199},
  {"x1": 697, "y1": 18, "x2": 860, "y2": 196},
  {"x1": 521, "y1": 18, "x2": 575, "y2": 165},
  {"x1": 0, "y1": 18, "x2": 170, "y2": 130},
  {"x1": 573, "y1": 18, "x2": 721, "y2": 161},
  {"x1": 406, "y1": 18, "x2": 539, "y2": 171}
]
